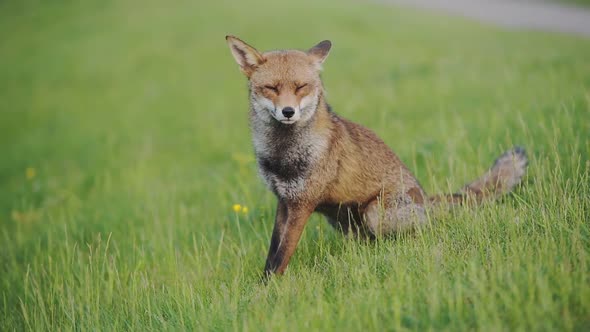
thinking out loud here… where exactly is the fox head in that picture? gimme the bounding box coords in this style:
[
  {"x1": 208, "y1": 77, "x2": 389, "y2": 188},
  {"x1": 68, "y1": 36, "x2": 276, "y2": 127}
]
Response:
[{"x1": 226, "y1": 35, "x2": 331, "y2": 125}]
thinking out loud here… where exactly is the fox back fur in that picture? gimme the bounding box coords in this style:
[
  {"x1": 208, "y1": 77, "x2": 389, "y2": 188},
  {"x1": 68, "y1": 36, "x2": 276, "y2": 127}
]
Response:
[{"x1": 225, "y1": 36, "x2": 528, "y2": 276}]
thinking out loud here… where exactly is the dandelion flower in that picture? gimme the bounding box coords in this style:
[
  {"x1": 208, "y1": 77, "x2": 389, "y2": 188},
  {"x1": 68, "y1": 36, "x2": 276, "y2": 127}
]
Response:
[
  {"x1": 232, "y1": 204, "x2": 242, "y2": 213},
  {"x1": 242, "y1": 206, "x2": 249, "y2": 214},
  {"x1": 11, "y1": 210, "x2": 21, "y2": 222},
  {"x1": 11, "y1": 210, "x2": 40, "y2": 223},
  {"x1": 26, "y1": 167, "x2": 36, "y2": 180}
]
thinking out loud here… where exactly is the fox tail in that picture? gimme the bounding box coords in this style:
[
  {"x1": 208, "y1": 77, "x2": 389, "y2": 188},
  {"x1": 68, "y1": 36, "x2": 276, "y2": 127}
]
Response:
[{"x1": 429, "y1": 147, "x2": 528, "y2": 206}]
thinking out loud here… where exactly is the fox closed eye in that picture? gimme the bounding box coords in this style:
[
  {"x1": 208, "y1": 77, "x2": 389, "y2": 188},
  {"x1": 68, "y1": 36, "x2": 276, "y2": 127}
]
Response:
[
  {"x1": 295, "y1": 84, "x2": 308, "y2": 92},
  {"x1": 264, "y1": 85, "x2": 279, "y2": 93}
]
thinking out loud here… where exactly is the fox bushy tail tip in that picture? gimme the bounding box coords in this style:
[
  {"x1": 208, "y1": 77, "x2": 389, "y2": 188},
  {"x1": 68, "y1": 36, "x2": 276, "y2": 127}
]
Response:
[{"x1": 490, "y1": 146, "x2": 528, "y2": 192}]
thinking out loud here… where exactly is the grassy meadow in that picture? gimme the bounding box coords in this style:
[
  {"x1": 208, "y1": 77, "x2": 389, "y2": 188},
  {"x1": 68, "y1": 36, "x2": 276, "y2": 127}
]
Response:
[{"x1": 1, "y1": 0, "x2": 589, "y2": 330}]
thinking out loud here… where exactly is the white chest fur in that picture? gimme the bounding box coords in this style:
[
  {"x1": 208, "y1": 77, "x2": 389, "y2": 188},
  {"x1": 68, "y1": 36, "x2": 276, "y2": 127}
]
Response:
[{"x1": 251, "y1": 120, "x2": 328, "y2": 199}]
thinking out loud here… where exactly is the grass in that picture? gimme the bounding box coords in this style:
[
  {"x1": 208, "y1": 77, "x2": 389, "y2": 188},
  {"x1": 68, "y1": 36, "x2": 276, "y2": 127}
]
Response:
[
  {"x1": 1, "y1": 0, "x2": 589, "y2": 330},
  {"x1": 557, "y1": 0, "x2": 590, "y2": 7}
]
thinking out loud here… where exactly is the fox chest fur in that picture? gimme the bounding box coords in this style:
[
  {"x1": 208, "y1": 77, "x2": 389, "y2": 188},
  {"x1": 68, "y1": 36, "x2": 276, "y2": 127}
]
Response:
[{"x1": 250, "y1": 116, "x2": 329, "y2": 200}]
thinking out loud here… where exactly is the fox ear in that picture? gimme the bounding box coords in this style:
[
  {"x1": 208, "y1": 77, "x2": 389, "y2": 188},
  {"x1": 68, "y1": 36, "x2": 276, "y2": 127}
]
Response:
[
  {"x1": 226, "y1": 35, "x2": 265, "y2": 77},
  {"x1": 307, "y1": 40, "x2": 332, "y2": 66}
]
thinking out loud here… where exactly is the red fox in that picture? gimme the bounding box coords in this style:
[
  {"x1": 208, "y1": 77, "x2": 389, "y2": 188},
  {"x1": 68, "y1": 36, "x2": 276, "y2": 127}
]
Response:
[{"x1": 225, "y1": 36, "x2": 528, "y2": 277}]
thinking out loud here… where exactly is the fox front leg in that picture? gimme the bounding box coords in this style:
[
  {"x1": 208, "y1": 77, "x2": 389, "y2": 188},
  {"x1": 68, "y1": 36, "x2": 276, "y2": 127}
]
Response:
[{"x1": 263, "y1": 200, "x2": 314, "y2": 277}]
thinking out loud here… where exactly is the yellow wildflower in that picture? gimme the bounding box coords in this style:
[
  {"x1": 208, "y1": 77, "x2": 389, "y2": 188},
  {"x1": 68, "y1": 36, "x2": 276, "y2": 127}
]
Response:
[
  {"x1": 26, "y1": 167, "x2": 36, "y2": 180},
  {"x1": 241, "y1": 206, "x2": 249, "y2": 214},
  {"x1": 232, "y1": 204, "x2": 242, "y2": 213},
  {"x1": 11, "y1": 210, "x2": 40, "y2": 223},
  {"x1": 11, "y1": 210, "x2": 21, "y2": 222}
]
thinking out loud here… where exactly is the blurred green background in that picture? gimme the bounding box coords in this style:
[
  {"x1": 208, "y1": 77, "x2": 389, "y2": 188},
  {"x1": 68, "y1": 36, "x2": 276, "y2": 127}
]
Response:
[{"x1": 1, "y1": 0, "x2": 589, "y2": 330}]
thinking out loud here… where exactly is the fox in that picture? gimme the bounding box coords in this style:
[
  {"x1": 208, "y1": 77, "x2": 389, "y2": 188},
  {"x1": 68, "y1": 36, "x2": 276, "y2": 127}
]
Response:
[{"x1": 225, "y1": 35, "x2": 528, "y2": 277}]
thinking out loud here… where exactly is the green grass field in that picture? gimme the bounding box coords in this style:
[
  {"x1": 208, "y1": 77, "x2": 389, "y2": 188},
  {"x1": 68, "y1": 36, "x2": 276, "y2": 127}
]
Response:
[
  {"x1": 559, "y1": 0, "x2": 590, "y2": 6},
  {"x1": 1, "y1": 0, "x2": 589, "y2": 330}
]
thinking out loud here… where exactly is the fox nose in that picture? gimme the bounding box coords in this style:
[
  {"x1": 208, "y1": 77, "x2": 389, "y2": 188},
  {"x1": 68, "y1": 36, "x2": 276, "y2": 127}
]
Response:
[{"x1": 282, "y1": 107, "x2": 295, "y2": 119}]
